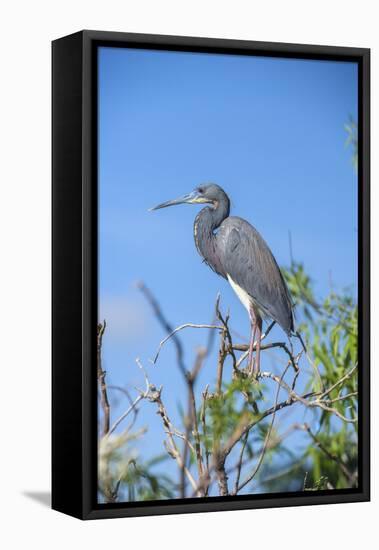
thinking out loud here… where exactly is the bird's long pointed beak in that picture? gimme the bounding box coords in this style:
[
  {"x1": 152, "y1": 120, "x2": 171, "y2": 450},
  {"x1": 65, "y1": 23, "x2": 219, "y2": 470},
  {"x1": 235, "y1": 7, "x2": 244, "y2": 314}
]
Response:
[{"x1": 149, "y1": 192, "x2": 197, "y2": 211}]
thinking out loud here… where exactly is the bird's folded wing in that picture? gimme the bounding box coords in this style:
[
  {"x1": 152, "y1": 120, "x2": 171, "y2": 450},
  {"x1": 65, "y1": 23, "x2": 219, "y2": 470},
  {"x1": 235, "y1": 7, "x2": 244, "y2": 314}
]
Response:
[{"x1": 220, "y1": 218, "x2": 293, "y2": 333}]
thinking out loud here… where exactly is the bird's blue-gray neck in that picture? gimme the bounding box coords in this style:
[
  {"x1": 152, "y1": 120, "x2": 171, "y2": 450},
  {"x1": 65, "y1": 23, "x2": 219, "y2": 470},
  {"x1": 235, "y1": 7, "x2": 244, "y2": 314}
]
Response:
[
  {"x1": 197, "y1": 194, "x2": 230, "y2": 232},
  {"x1": 193, "y1": 195, "x2": 230, "y2": 278}
]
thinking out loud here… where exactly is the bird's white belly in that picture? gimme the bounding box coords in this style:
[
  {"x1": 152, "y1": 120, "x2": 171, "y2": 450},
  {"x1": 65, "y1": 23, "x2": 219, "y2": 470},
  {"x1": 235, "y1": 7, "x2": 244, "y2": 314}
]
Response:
[{"x1": 227, "y1": 274, "x2": 252, "y2": 313}]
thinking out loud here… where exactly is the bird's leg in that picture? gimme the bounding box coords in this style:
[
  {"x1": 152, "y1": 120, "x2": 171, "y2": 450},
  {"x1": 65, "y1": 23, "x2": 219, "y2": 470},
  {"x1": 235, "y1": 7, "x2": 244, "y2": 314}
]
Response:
[
  {"x1": 254, "y1": 315, "x2": 263, "y2": 375},
  {"x1": 248, "y1": 307, "x2": 257, "y2": 376}
]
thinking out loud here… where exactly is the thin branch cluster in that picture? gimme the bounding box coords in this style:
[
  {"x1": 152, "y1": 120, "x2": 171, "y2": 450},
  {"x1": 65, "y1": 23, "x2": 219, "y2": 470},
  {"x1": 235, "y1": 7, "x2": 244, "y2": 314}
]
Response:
[{"x1": 97, "y1": 284, "x2": 358, "y2": 503}]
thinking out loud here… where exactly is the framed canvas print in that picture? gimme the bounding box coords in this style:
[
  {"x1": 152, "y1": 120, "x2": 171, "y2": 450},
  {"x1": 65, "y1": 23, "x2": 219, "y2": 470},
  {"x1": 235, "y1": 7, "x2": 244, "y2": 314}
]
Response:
[{"x1": 52, "y1": 30, "x2": 370, "y2": 520}]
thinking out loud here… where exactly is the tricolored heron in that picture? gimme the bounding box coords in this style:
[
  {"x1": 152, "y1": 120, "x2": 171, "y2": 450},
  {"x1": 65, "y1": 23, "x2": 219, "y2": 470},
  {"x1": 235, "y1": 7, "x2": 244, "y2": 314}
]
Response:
[{"x1": 150, "y1": 184, "x2": 294, "y2": 374}]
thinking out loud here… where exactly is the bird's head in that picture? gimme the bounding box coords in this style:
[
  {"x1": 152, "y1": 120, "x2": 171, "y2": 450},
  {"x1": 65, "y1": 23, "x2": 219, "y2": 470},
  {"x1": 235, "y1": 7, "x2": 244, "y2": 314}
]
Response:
[{"x1": 149, "y1": 183, "x2": 229, "y2": 211}]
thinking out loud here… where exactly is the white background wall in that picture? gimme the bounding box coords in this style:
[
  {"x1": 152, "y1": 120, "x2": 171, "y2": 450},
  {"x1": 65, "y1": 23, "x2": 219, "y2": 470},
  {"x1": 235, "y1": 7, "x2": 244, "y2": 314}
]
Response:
[{"x1": 0, "y1": 1, "x2": 376, "y2": 548}]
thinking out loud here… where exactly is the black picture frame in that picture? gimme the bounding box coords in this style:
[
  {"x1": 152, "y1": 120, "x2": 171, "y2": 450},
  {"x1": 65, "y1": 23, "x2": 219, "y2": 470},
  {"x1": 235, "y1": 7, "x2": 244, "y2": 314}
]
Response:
[{"x1": 52, "y1": 30, "x2": 370, "y2": 520}]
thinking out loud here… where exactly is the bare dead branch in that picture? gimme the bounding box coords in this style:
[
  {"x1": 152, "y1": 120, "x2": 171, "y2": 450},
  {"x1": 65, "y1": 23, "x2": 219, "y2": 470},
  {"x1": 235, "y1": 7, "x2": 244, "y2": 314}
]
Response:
[
  {"x1": 319, "y1": 391, "x2": 358, "y2": 404},
  {"x1": 97, "y1": 321, "x2": 110, "y2": 437},
  {"x1": 231, "y1": 328, "x2": 280, "y2": 489},
  {"x1": 105, "y1": 358, "x2": 150, "y2": 437},
  {"x1": 216, "y1": 296, "x2": 237, "y2": 370},
  {"x1": 146, "y1": 383, "x2": 202, "y2": 496},
  {"x1": 107, "y1": 395, "x2": 144, "y2": 437},
  {"x1": 258, "y1": 370, "x2": 358, "y2": 424},
  {"x1": 107, "y1": 384, "x2": 140, "y2": 432},
  {"x1": 138, "y1": 281, "x2": 187, "y2": 376},
  {"x1": 215, "y1": 459, "x2": 229, "y2": 496},
  {"x1": 151, "y1": 322, "x2": 222, "y2": 365},
  {"x1": 185, "y1": 348, "x2": 207, "y2": 488},
  {"x1": 201, "y1": 385, "x2": 210, "y2": 474},
  {"x1": 233, "y1": 364, "x2": 290, "y2": 494},
  {"x1": 140, "y1": 282, "x2": 220, "y2": 497},
  {"x1": 216, "y1": 330, "x2": 227, "y2": 396},
  {"x1": 307, "y1": 401, "x2": 357, "y2": 423}
]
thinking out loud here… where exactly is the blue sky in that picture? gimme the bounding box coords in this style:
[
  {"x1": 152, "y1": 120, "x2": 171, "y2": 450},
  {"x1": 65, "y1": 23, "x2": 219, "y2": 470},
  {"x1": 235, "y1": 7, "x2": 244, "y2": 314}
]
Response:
[{"x1": 98, "y1": 46, "x2": 358, "y2": 497}]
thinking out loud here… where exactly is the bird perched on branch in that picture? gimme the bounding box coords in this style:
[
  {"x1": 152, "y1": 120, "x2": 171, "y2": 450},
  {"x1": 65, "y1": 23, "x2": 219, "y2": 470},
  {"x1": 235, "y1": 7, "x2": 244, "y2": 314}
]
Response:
[{"x1": 150, "y1": 183, "x2": 294, "y2": 374}]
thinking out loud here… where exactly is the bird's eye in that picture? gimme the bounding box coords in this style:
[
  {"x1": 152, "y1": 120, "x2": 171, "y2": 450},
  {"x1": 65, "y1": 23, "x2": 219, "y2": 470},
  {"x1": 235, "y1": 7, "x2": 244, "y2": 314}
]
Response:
[{"x1": 197, "y1": 187, "x2": 204, "y2": 194}]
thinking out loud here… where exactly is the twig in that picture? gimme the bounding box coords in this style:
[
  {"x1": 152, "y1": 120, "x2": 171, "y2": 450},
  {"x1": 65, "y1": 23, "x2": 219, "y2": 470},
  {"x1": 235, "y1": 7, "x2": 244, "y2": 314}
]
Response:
[
  {"x1": 107, "y1": 385, "x2": 140, "y2": 432},
  {"x1": 201, "y1": 385, "x2": 210, "y2": 474},
  {"x1": 231, "y1": 330, "x2": 279, "y2": 490},
  {"x1": 228, "y1": 423, "x2": 304, "y2": 479},
  {"x1": 305, "y1": 350, "x2": 325, "y2": 392},
  {"x1": 260, "y1": 458, "x2": 307, "y2": 486},
  {"x1": 215, "y1": 296, "x2": 237, "y2": 370},
  {"x1": 147, "y1": 384, "x2": 201, "y2": 496},
  {"x1": 319, "y1": 391, "x2": 358, "y2": 404},
  {"x1": 97, "y1": 321, "x2": 110, "y2": 437},
  {"x1": 105, "y1": 358, "x2": 149, "y2": 437},
  {"x1": 258, "y1": 370, "x2": 358, "y2": 424},
  {"x1": 233, "y1": 431, "x2": 249, "y2": 493},
  {"x1": 187, "y1": 350, "x2": 206, "y2": 482},
  {"x1": 107, "y1": 395, "x2": 143, "y2": 437},
  {"x1": 151, "y1": 322, "x2": 222, "y2": 365},
  {"x1": 317, "y1": 364, "x2": 358, "y2": 400},
  {"x1": 180, "y1": 347, "x2": 207, "y2": 498},
  {"x1": 234, "y1": 364, "x2": 290, "y2": 494},
  {"x1": 216, "y1": 329, "x2": 227, "y2": 395},
  {"x1": 302, "y1": 423, "x2": 355, "y2": 484},
  {"x1": 138, "y1": 281, "x2": 187, "y2": 376},
  {"x1": 307, "y1": 401, "x2": 357, "y2": 423}
]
